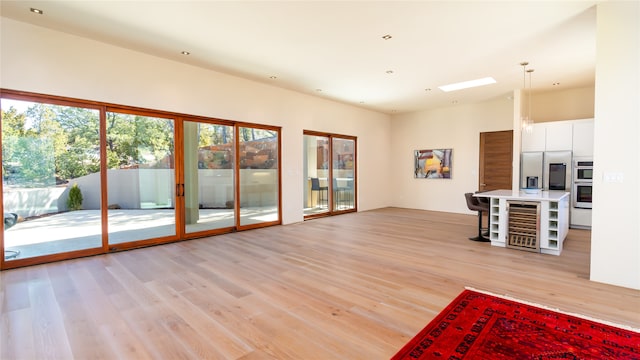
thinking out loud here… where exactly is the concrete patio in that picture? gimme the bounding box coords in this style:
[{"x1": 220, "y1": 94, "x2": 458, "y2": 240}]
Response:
[{"x1": 4, "y1": 207, "x2": 277, "y2": 260}]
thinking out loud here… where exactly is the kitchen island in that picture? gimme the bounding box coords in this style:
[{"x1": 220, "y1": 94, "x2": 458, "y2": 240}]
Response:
[{"x1": 474, "y1": 190, "x2": 570, "y2": 255}]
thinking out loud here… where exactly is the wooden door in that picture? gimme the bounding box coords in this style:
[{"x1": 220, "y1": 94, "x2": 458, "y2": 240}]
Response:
[{"x1": 479, "y1": 130, "x2": 513, "y2": 191}]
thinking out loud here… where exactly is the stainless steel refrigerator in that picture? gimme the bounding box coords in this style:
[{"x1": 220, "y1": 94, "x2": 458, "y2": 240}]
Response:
[
  {"x1": 520, "y1": 152, "x2": 544, "y2": 189},
  {"x1": 520, "y1": 151, "x2": 572, "y2": 191}
]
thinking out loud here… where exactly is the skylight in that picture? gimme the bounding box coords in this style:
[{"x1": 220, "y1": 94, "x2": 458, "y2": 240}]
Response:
[{"x1": 438, "y1": 77, "x2": 496, "y2": 92}]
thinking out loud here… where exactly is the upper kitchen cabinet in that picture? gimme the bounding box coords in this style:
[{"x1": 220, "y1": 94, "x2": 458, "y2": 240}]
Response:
[
  {"x1": 544, "y1": 122, "x2": 574, "y2": 151},
  {"x1": 521, "y1": 121, "x2": 573, "y2": 152},
  {"x1": 572, "y1": 119, "x2": 595, "y2": 157},
  {"x1": 521, "y1": 124, "x2": 546, "y2": 152},
  {"x1": 521, "y1": 119, "x2": 593, "y2": 155}
]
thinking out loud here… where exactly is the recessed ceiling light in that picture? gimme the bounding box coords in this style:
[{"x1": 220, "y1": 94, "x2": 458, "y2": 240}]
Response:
[
  {"x1": 425, "y1": 88, "x2": 432, "y2": 92},
  {"x1": 382, "y1": 34, "x2": 392, "y2": 40},
  {"x1": 269, "y1": 76, "x2": 277, "y2": 79},
  {"x1": 553, "y1": 82, "x2": 560, "y2": 86},
  {"x1": 386, "y1": 70, "x2": 394, "y2": 74},
  {"x1": 438, "y1": 77, "x2": 496, "y2": 92},
  {"x1": 30, "y1": 8, "x2": 43, "y2": 14},
  {"x1": 180, "y1": 51, "x2": 190, "y2": 55}
]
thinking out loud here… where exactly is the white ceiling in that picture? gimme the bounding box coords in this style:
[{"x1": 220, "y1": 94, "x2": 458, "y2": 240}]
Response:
[{"x1": 0, "y1": 1, "x2": 598, "y2": 114}]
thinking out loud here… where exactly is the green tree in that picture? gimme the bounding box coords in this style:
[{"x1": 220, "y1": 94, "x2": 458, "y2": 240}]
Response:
[
  {"x1": 3, "y1": 101, "x2": 179, "y2": 184},
  {"x1": 106, "y1": 112, "x2": 174, "y2": 169},
  {"x1": 1, "y1": 106, "x2": 26, "y2": 181},
  {"x1": 2, "y1": 102, "x2": 101, "y2": 185},
  {"x1": 66, "y1": 183, "x2": 83, "y2": 210},
  {"x1": 46, "y1": 105, "x2": 100, "y2": 179},
  {"x1": 2, "y1": 105, "x2": 57, "y2": 186},
  {"x1": 198, "y1": 124, "x2": 233, "y2": 147},
  {"x1": 33, "y1": 104, "x2": 101, "y2": 182},
  {"x1": 1, "y1": 106, "x2": 26, "y2": 137}
]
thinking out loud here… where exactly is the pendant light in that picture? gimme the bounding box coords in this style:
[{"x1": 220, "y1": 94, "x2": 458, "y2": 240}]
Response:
[{"x1": 520, "y1": 62, "x2": 535, "y2": 133}]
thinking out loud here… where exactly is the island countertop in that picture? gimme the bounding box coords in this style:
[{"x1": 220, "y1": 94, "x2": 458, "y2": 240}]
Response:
[{"x1": 474, "y1": 189, "x2": 569, "y2": 202}]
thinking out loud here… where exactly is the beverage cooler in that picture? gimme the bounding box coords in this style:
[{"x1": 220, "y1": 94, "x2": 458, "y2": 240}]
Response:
[{"x1": 543, "y1": 151, "x2": 572, "y2": 191}]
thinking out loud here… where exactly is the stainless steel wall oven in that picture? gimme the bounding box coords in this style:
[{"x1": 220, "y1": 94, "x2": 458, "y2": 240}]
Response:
[
  {"x1": 574, "y1": 160, "x2": 593, "y2": 182},
  {"x1": 573, "y1": 159, "x2": 593, "y2": 209}
]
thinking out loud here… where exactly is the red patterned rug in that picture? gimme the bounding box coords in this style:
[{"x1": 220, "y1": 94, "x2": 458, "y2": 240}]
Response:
[{"x1": 391, "y1": 289, "x2": 640, "y2": 359}]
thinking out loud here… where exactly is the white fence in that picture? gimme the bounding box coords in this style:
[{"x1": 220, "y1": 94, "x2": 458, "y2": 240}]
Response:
[{"x1": 3, "y1": 168, "x2": 277, "y2": 217}]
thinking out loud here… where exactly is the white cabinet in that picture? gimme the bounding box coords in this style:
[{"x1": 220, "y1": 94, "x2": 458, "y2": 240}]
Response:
[
  {"x1": 539, "y1": 198, "x2": 569, "y2": 255},
  {"x1": 521, "y1": 119, "x2": 593, "y2": 155},
  {"x1": 521, "y1": 124, "x2": 546, "y2": 152},
  {"x1": 572, "y1": 119, "x2": 594, "y2": 157},
  {"x1": 480, "y1": 190, "x2": 569, "y2": 256},
  {"x1": 544, "y1": 122, "x2": 573, "y2": 151},
  {"x1": 489, "y1": 197, "x2": 506, "y2": 245}
]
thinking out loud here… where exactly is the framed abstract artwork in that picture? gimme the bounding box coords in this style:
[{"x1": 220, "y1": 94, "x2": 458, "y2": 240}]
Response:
[{"x1": 414, "y1": 148, "x2": 452, "y2": 179}]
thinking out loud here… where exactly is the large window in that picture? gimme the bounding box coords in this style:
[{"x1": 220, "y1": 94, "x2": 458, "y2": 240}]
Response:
[
  {"x1": 1, "y1": 90, "x2": 281, "y2": 269},
  {"x1": 303, "y1": 131, "x2": 356, "y2": 218}
]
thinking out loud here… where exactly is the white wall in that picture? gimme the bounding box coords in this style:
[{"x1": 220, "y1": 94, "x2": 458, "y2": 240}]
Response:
[
  {"x1": 531, "y1": 86, "x2": 595, "y2": 123},
  {"x1": 590, "y1": 2, "x2": 640, "y2": 290},
  {"x1": 3, "y1": 8, "x2": 638, "y2": 291},
  {"x1": 0, "y1": 18, "x2": 391, "y2": 225},
  {"x1": 390, "y1": 98, "x2": 513, "y2": 214}
]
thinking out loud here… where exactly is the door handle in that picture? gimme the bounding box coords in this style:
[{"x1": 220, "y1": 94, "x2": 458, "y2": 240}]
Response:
[{"x1": 480, "y1": 183, "x2": 487, "y2": 187}]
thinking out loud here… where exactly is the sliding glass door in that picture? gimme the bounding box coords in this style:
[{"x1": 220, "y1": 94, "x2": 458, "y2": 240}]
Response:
[
  {"x1": 1, "y1": 90, "x2": 282, "y2": 269},
  {"x1": 105, "y1": 110, "x2": 178, "y2": 249},
  {"x1": 1, "y1": 97, "x2": 103, "y2": 262},
  {"x1": 303, "y1": 134, "x2": 330, "y2": 217},
  {"x1": 332, "y1": 137, "x2": 356, "y2": 212},
  {"x1": 183, "y1": 120, "x2": 235, "y2": 235},
  {"x1": 238, "y1": 126, "x2": 280, "y2": 228},
  {"x1": 303, "y1": 131, "x2": 356, "y2": 219}
]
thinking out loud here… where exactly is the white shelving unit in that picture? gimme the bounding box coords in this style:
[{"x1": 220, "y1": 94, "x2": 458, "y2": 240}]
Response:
[
  {"x1": 479, "y1": 190, "x2": 569, "y2": 256},
  {"x1": 548, "y1": 201, "x2": 559, "y2": 249},
  {"x1": 489, "y1": 197, "x2": 505, "y2": 246}
]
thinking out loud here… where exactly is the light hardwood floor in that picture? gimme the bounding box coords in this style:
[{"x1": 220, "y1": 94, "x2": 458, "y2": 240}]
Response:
[{"x1": 1, "y1": 208, "x2": 639, "y2": 359}]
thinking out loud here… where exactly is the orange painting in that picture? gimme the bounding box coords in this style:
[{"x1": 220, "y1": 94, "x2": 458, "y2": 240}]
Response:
[{"x1": 414, "y1": 149, "x2": 452, "y2": 179}]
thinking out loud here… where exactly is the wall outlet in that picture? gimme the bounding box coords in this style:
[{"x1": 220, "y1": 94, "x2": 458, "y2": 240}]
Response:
[{"x1": 603, "y1": 172, "x2": 624, "y2": 183}]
